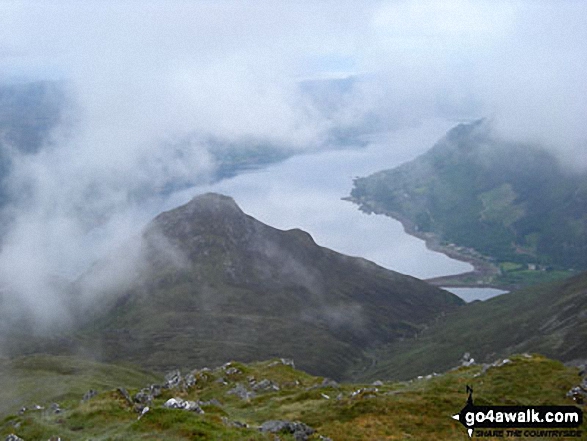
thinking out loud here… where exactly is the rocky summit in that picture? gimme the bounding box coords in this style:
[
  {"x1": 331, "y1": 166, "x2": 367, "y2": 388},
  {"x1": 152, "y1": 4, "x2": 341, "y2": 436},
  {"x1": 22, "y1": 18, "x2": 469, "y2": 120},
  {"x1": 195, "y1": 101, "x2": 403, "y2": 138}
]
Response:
[{"x1": 72, "y1": 193, "x2": 463, "y2": 380}]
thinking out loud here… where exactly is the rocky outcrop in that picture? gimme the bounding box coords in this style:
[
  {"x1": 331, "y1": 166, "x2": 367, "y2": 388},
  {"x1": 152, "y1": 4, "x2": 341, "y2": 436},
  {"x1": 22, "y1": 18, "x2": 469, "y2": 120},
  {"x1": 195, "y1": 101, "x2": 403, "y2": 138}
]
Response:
[
  {"x1": 163, "y1": 398, "x2": 204, "y2": 414},
  {"x1": 82, "y1": 389, "x2": 98, "y2": 401},
  {"x1": 226, "y1": 383, "x2": 256, "y2": 401},
  {"x1": 259, "y1": 420, "x2": 315, "y2": 441},
  {"x1": 567, "y1": 364, "x2": 587, "y2": 404}
]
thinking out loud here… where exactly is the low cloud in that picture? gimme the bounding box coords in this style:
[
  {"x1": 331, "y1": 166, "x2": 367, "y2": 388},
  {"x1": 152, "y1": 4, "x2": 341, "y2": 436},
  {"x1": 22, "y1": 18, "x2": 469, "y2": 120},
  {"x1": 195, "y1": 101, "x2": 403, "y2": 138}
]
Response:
[{"x1": 0, "y1": 0, "x2": 584, "y2": 330}]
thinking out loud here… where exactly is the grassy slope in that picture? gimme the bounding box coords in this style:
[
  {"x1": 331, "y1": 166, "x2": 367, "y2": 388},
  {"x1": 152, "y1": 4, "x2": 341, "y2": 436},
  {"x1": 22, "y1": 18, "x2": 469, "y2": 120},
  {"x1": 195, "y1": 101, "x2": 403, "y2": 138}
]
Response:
[
  {"x1": 0, "y1": 355, "x2": 160, "y2": 417},
  {"x1": 351, "y1": 271, "x2": 587, "y2": 382},
  {"x1": 1, "y1": 355, "x2": 584, "y2": 440}
]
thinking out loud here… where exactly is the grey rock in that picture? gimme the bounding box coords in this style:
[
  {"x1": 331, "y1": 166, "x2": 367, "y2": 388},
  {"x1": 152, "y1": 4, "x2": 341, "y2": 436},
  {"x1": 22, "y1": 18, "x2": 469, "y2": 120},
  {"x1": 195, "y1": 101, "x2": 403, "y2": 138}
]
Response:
[
  {"x1": 163, "y1": 398, "x2": 183, "y2": 409},
  {"x1": 163, "y1": 397, "x2": 204, "y2": 414},
  {"x1": 210, "y1": 398, "x2": 223, "y2": 407},
  {"x1": 320, "y1": 378, "x2": 339, "y2": 388},
  {"x1": 134, "y1": 389, "x2": 153, "y2": 405},
  {"x1": 185, "y1": 374, "x2": 196, "y2": 388},
  {"x1": 117, "y1": 387, "x2": 134, "y2": 406},
  {"x1": 138, "y1": 406, "x2": 149, "y2": 420},
  {"x1": 481, "y1": 358, "x2": 512, "y2": 374},
  {"x1": 567, "y1": 386, "x2": 587, "y2": 404},
  {"x1": 220, "y1": 362, "x2": 242, "y2": 376},
  {"x1": 5, "y1": 435, "x2": 24, "y2": 441},
  {"x1": 198, "y1": 398, "x2": 223, "y2": 408},
  {"x1": 461, "y1": 352, "x2": 475, "y2": 367},
  {"x1": 222, "y1": 417, "x2": 248, "y2": 428},
  {"x1": 183, "y1": 401, "x2": 204, "y2": 413},
  {"x1": 372, "y1": 380, "x2": 384, "y2": 387},
  {"x1": 260, "y1": 420, "x2": 290, "y2": 432},
  {"x1": 259, "y1": 420, "x2": 315, "y2": 441},
  {"x1": 350, "y1": 387, "x2": 378, "y2": 398},
  {"x1": 225, "y1": 367, "x2": 241, "y2": 376},
  {"x1": 164, "y1": 370, "x2": 182, "y2": 389},
  {"x1": 252, "y1": 378, "x2": 279, "y2": 392},
  {"x1": 281, "y1": 358, "x2": 295, "y2": 368},
  {"x1": 268, "y1": 358, "x2": 295, "y2": 369},
  {"x1": 82, "y1": 389, "x2": 98, "y2": 401},
  {"x1": 150, "y1": 384, "x2": 162, "y2": 397},
  {"x1": 226, "y1": 383, "x2": 256, "y2": 400}
]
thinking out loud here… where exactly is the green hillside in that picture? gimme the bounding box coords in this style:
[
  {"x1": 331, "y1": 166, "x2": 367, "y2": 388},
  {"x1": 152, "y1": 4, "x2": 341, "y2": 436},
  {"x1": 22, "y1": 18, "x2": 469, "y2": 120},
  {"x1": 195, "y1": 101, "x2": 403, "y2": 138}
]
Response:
[
  {"x1": 351, "y1": 271, "x2": 587, "y2": 382},
  {"x1": 1, "y1": 355, "x2": 583, "y2": 440},
  {"x1": 0, "y1": 355, "x2": 159, "y2": 418},
  {"x1": 348, "y1": 119, "x2": 587, "y2": 286}
]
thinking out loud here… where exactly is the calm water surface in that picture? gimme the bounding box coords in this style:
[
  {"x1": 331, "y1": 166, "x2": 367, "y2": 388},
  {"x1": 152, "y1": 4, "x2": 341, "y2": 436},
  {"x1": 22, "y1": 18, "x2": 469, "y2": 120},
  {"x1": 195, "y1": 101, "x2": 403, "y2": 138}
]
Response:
[{"x1": 171, "y1": 119, "x2": 505, "y2": 302}]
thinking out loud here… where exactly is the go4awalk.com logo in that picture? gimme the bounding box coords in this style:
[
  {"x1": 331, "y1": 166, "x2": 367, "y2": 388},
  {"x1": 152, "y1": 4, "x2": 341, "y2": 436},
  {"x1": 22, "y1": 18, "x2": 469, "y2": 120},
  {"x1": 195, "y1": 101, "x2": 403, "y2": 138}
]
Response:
[{"x1": 452, "y1": 386, "x2": 583, "y2": 438}]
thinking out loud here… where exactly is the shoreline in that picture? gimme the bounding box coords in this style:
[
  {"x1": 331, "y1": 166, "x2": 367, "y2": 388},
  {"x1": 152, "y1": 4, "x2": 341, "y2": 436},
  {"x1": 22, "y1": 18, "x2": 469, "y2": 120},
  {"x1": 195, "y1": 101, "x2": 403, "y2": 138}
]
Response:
[{"x1": 344, "y1": 197, "x2": 505, "y2": 288}]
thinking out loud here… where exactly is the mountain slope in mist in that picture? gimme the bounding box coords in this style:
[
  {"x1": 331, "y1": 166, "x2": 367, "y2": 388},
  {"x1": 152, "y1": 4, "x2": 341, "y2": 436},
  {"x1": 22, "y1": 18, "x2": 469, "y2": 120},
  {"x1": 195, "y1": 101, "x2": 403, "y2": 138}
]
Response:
[
  {"x1": 348, "y1": 119, "x2": 587, "y2": 276},
  {"x1": 354, "y1": 270, "x2": 587, "y2": 381},
  {"x1": 70, "y1": 193, "x2": 462, "y2": 380}
]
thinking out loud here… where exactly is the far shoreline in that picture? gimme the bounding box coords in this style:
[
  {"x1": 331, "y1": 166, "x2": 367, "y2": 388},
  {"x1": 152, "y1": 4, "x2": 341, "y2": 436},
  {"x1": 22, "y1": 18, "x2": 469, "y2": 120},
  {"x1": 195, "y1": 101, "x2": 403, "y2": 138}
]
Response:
[{"x1": 343, "y1": 196, "x2": 509, "y2": 289}]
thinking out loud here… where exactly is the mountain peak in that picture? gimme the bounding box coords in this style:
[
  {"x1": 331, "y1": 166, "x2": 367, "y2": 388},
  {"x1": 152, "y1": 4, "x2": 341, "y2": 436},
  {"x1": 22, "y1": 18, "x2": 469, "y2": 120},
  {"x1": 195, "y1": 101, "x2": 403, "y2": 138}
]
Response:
[
  {"x1": 154, "y1": 193, "x2": 244, "y2": 222},
  {"x1": 147, "y1": 192, "x2": 249, "y2": 244},
  {"x1": 182, "y1": 192, "x2": 244, "y2": 217}
]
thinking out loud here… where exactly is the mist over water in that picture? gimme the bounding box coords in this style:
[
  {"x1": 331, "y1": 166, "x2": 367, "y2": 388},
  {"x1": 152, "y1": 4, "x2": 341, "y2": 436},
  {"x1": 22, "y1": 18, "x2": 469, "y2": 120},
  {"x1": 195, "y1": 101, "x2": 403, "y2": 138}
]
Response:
[
  {"x1": 178, "y1": 118, "x2": 473, "y2": 280},
  {"x1": 0, "y1": 1, "x2": 584, "y2": 324}
]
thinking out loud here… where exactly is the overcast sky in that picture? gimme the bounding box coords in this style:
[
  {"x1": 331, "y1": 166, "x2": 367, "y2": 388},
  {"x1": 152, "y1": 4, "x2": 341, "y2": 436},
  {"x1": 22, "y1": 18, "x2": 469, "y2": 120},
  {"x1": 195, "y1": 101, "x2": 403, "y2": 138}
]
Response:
[
  {"x1": 0, "y1": 1, "x2": 586, "y2": 327},
  {"x1": 1, "y1": 1, "x2": 586, "y2": 147}
]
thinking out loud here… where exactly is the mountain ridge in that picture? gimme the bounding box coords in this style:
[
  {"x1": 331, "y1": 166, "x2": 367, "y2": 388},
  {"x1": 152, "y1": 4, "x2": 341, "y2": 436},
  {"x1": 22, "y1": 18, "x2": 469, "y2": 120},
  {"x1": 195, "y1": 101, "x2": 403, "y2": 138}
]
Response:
[{"x1": 64, "y1": 192, "x2": 463, "y2": 380}]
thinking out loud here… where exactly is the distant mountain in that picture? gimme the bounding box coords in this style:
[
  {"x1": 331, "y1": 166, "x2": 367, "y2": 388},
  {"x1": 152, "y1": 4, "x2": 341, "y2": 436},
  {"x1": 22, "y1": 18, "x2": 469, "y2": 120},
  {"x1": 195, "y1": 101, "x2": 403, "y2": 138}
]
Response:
[
  {"x1": 68, "y1": 193, "x2": 462, "y2": 380},
  {"x1": 347, "y1": 119, "x2": 587, "y2": 286},
  {"x1": 354, "y1": 270, "x2": 587, "y2": 381}
]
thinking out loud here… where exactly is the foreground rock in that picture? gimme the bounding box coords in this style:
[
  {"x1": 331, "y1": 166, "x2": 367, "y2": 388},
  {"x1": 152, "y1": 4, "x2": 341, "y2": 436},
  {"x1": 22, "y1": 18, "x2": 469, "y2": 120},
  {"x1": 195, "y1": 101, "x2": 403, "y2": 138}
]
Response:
[{"x1": 259, "y1": 420, "x2": 315, "y2": 441}]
